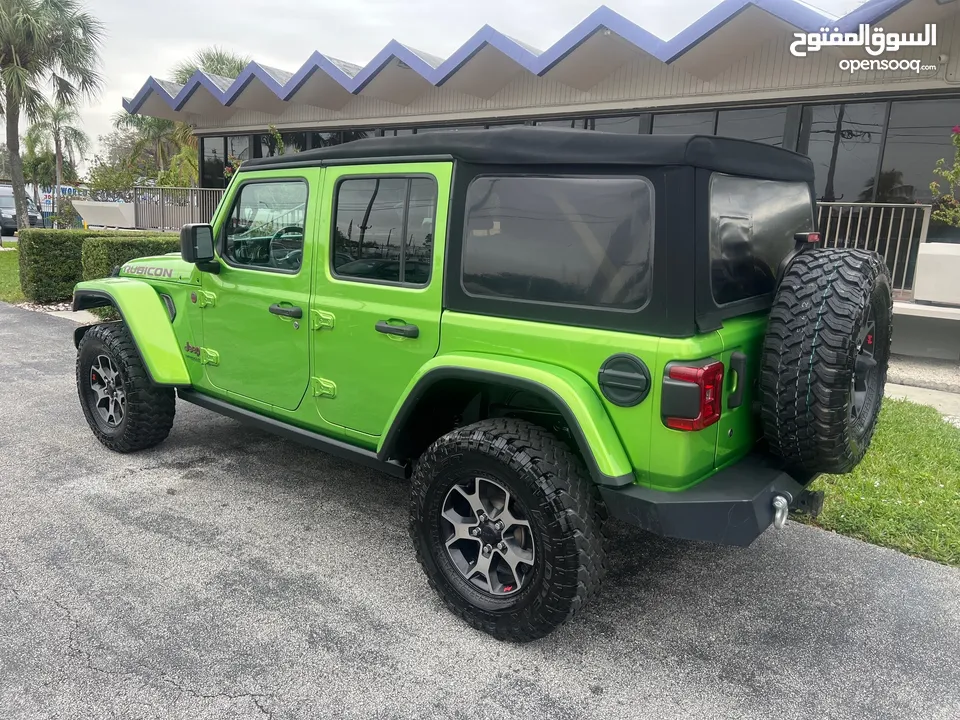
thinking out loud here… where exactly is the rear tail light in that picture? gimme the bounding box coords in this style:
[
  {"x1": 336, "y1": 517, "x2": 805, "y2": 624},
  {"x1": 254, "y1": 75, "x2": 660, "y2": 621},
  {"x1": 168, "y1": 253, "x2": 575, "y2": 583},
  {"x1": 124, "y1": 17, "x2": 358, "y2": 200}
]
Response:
[{"x1": 664, "y1": 361, "x2": 724, "y2": 431}]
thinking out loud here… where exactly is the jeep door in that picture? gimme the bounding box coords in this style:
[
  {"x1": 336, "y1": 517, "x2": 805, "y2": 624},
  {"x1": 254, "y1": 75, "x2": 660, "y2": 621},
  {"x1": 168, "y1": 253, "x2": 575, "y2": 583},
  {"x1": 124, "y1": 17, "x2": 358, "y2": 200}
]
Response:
[
  {"x1": 310, "y1": 162, "x2": 451, "y2": 437},
  {"x1": 199, "y1": 171, "x2": 318, "y2": 411}
]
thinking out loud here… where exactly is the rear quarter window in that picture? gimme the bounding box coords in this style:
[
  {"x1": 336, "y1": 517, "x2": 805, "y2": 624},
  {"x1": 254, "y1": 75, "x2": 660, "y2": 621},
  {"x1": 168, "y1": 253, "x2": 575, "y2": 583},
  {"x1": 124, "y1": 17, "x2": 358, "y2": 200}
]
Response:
[
  {"x1": 709, "y1": 173, "x2": 815, "y2": 305},
  {"x1": 461, "y1": 175, "x2": 654, "y2": 311}
]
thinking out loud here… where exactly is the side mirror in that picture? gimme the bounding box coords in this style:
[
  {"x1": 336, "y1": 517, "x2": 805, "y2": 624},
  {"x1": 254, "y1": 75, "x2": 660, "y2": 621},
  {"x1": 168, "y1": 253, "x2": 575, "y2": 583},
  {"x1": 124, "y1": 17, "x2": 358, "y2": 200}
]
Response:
[{"x1": 180, "y1": 223, "x2": 216, "y2": 264}]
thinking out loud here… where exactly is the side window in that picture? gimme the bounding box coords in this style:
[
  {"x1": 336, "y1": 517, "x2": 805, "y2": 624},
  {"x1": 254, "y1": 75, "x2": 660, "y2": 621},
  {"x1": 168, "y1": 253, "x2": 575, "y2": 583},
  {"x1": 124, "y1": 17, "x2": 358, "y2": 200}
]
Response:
[
  {"x1": 223, "y1": 180, "x2": 308, "y2": 272},
  {"x1": 462, "y1": 175, "x2": 655, "y2": 310},
  {"x1": 709, "y1": 173, "x2": 815, "y2": 305},
  {"x1": 332, "y1": 177, "x2": 437, "y2": 286}
]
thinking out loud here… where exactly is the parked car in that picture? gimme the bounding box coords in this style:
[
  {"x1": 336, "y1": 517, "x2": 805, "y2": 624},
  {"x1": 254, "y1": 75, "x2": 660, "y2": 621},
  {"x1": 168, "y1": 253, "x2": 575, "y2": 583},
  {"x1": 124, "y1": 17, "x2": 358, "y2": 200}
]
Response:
[
  {"x1": 70, "y1": 128, "x2": 893, "y2": 642},
  {"x1": 0, "y1": 184, "x2": 43, "y2": 235}
]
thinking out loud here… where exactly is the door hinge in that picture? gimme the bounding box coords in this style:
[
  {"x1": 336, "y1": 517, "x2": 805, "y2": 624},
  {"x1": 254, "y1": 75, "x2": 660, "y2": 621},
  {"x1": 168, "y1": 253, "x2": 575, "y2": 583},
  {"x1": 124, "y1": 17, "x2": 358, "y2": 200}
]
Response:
[
  {"x1": 197, "y1": 290, "x2": 217, "y2": 308},
  {"x1": 200, "y1": 347, "x2": 220, "y2": 366},
  {"x1": 311, "y1": 377, "x2": 337, "y2": 398},
  {"x1": 310, "y1": 309, "x2": 335, "y2": 331}
]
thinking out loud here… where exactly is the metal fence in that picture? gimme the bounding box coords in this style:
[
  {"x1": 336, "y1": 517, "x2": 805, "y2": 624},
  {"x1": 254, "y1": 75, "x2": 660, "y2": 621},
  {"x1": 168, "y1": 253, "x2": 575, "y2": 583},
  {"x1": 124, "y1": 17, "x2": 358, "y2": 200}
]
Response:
[
  {"x1": 133, "y1": 187, "x2": 225, "y2": 232},
  {"x1": 816, "y1": 202, "x2": 932, "y2": 296}
]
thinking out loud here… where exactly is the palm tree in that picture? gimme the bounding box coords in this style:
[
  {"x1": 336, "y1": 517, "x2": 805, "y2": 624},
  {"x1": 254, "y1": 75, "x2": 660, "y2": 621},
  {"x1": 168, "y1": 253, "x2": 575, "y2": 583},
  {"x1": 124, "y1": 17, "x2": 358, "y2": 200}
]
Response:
[
  {"x1": 109, "y1": 46, "x2": 249, "y2": 184},
  {"x1": 0, "y1": 0, "x2": 103, "y2": 229},
  {"x1": 172, "y1": 46, "x2": 250, "y2": 85},
  {"x1": 21, "y1": 123, "x2": 50, "y2": 210},
  {"x1": 31, "y1": 102, "x2": 88, "y2": 219},
  {"x1": 111, "y1": 112, "x2": 179, "y2": 173}
]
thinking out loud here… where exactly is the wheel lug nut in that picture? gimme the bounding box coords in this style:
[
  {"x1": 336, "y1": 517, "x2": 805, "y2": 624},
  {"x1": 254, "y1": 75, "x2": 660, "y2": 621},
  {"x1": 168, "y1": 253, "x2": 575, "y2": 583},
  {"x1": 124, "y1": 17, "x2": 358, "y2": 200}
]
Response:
[
  {"x1": 482, "y1": 544, "x2": 492, "y2": 556},
  {"x1": 494, "y1": 520, "x2": 504, "y2": 531},
  {"x1": 497, "y1": 541, "x2": 507, "y2": 551},
  {"x1": 478, "y1": 513, "x2": 487, "y2": 522},
  {"x1": 470, "y1": 527, "x2": 480, "y2": 537}
]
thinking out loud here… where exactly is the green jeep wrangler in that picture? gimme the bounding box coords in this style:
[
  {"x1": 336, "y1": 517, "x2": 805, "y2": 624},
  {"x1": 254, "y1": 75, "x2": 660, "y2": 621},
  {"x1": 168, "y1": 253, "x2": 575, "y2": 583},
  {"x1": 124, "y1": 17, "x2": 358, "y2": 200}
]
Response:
[{"x1": 72, "y1": 128, "x2": 892, "y2": 641}]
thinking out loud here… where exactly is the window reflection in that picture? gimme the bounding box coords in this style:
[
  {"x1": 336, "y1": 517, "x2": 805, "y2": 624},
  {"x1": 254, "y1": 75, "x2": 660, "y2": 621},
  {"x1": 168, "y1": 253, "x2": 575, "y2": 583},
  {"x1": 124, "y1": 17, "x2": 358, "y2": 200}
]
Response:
[
  {"x1": 880, "y1": 99, "x2": 960, "y2": 204},
  {"x1": 333, "y1": 177, "x2": 437, "y2": 285},
  {"x1": 716, "y1": 108, "x2": 787, "y2": 146},
  {"x1": 416, "y1": 126, "x2": 483, "y2": 133},
  {"x1": 533, "y1": 119, "x2": 577, "y2": 128},
  {"x1": 201, "y1": 136, "x2": 226, "y2": 189},
  {"x1": 592, "y1": 116, "x2": 642, "y2": 133},
  {"x1": 799, "y1": 103, "x2": 885, "y2": 202},
  {"x1": 227, "y1": 136, "x2": 250, "y2": 163},
  {"x1": 462, "y1": 176, "x2": 654, "y2": 310},
  {"x1": 709, "y1": 174, "x2": 815, "y2": 304},
  {"x1": 653, "y1": 112, "x2": 716, "y2": 135},
  {"x1": 224, "y1": 181, "x2": 307, "y2": 271}
]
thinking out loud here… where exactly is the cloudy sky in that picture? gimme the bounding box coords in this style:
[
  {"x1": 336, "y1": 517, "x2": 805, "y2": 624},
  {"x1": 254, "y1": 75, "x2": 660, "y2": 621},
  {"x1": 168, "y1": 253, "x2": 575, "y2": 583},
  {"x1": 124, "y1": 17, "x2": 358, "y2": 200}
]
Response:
[{"x1": 79, "y1": 0, "x2": 864, "y2": 162}]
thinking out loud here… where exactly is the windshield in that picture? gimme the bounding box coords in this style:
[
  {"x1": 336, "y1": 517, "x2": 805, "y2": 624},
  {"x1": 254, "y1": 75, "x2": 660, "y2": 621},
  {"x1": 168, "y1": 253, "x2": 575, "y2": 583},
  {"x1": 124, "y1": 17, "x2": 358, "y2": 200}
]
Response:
[{"x1": 0, "y1": 194, "x2": 39, "y2": 212}]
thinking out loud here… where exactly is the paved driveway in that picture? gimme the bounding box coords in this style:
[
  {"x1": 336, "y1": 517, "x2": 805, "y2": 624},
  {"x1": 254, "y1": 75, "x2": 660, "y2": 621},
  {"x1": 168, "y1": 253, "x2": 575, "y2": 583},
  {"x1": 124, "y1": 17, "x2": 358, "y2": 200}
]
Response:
[{"x1": 1, "y1": 302, "x2": 958, "y2": 720}]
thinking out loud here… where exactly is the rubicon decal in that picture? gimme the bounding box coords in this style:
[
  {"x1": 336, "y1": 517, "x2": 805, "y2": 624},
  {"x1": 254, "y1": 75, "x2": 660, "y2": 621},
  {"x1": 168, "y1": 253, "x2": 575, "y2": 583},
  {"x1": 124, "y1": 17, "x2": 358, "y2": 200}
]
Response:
[{"x1": 121, "y1": 264, "x2": 175, "y2": 278}]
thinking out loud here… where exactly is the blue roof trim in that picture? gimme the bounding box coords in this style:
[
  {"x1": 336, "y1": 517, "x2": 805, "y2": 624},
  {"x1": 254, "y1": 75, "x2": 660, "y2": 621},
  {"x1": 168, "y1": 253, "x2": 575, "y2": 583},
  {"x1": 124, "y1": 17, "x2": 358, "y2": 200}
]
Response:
[{"x1": 121, "y1": 0, "x2": 919, "y2": 115}]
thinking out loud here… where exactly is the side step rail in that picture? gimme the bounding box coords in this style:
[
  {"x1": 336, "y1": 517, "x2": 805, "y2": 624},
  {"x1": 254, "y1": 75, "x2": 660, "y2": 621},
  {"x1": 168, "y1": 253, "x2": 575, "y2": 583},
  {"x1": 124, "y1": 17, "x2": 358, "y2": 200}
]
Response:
[{"x1": 176, "y1": 389, "x2": 409, "y2": 479}]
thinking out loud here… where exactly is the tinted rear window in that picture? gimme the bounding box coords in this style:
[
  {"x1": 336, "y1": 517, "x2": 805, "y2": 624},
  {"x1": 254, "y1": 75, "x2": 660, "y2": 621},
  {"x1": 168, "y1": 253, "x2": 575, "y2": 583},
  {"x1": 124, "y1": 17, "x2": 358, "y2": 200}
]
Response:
[
  {"x1": 709, "y1": 173, "x2": 815, "y2": 305},
  {"x1": 462, "y1": 176, "x2": 654, "y2": 310}
]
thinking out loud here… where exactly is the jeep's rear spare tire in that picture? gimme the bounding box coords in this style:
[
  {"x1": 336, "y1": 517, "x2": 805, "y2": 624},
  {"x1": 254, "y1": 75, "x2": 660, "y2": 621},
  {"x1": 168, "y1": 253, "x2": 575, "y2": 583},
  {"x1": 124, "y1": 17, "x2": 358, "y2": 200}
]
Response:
[{"x1": 760, "y1": 248, "x2": 892, "y2": 475}]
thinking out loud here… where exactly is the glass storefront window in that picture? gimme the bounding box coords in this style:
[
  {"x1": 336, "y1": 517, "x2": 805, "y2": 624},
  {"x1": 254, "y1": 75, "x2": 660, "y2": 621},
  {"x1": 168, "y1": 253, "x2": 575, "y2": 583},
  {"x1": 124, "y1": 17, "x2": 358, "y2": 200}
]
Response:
[
  {"x1": 201, "y1": 136, "x2": 226, "y2": 189},
  {"x1": 716, "y1": 108, "x2": 787, "y2": 146},
  {"x1": 341, "y1": 130, "x2": 372, "y2": 143},
  {"x1": 799, "y1": 103, "x2": 886, "y2": 202},
  {"x1": 227, "y1": 135, "x2": 250, "y2": 163},
  {"x1": 591, "y1": 116, "x2": 642, "y2": 133},
  {"x1": 416, "y1": 126, "x2": 484, "y2": 133},
  {"x1": 880, "y1": 99, "x2": 960, "y2": 205},
  {"x1": 652, "y1": 112, "x2": 716, "y2": 135},
  {"x1": 310, "y1": 131, "x2": 342, "y2": 148},
  {"x1": 533, "y1": 119, "x2": 577, "y2": 128}
]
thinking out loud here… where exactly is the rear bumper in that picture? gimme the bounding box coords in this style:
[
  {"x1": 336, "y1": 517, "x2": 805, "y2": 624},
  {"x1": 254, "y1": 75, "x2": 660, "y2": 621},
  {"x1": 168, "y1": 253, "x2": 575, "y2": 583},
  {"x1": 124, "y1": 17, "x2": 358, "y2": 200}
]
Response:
[{"x1": 598, "y1": 453, "x2": 817, "y2": 547}]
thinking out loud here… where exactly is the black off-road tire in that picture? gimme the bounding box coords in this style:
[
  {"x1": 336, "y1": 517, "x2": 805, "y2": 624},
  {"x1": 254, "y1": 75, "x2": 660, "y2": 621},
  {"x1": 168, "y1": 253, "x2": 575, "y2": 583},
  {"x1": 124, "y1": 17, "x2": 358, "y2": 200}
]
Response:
[
  {"x1": 409, "y1": 418, "x2": 607, "y2": 642},
  {"x1": 760, "y1": 248, "x2": 892, "y2": 475},
  {"x1": 76, "y1": 322, "x2": 176, "y2": 453}
]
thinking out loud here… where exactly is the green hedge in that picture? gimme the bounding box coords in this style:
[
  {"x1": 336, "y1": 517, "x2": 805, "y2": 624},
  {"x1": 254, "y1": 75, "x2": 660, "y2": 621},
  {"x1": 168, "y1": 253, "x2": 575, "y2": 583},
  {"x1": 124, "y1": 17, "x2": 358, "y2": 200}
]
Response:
[
  {"x1": 17, "y1": 229, "x2": 177, "y2": 304},
  {"x1": 81, "y1": 235, "x2": 180, "y2": 320},
  {"x1": 18, "y1": 230, "x2": 89, "y2": 304},
  {"x1": 82, "y1": 235, "x2": 181, "y2": 282}
]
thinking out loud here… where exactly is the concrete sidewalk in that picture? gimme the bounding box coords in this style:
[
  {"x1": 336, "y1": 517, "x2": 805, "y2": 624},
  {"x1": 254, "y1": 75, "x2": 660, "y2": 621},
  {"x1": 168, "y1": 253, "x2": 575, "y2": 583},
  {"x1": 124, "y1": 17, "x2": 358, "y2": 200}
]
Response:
[{"x1": 885, "y1": 383, "x2": 960, "y2": 427}]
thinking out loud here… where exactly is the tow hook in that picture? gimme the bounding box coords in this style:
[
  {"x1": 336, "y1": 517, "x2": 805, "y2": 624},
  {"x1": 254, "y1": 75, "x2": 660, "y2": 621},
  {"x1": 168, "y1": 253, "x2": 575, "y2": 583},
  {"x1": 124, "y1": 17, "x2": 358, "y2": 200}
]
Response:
[{"x1": 772, "y1": 493, "x2": 792, "y2": 529}]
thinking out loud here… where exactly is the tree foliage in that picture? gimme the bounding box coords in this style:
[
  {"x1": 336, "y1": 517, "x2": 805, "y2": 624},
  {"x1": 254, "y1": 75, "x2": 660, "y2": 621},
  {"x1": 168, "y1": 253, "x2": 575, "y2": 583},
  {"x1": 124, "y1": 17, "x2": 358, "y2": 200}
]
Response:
[
  {"x1": 171, "y1": 45, "x2": 250, "y2": 85},
  {"x1": 97, "y1": 45, "x2": 249, "y2": 190},
  {"x1": 930, "y1": 127, "x2": 960, "y2": 228},
  {"x1": 0, "y1": 0, "x2": 103, "y2": 227}
]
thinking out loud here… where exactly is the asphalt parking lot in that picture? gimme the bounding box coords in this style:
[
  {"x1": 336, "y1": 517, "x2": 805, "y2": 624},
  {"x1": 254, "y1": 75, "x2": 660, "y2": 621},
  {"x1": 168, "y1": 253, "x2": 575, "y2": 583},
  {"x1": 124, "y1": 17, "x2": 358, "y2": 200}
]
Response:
[{"x1": 1, "y1": 302, "x2": 959, "y2": 720}]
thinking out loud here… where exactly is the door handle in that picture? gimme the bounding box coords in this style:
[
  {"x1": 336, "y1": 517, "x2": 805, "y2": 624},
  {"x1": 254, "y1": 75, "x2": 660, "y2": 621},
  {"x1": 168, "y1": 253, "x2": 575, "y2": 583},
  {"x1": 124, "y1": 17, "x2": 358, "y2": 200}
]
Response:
[
  {"x1": 728, "y1": 351, "x2": 747, "y2": 409},
  {"x1": 269, "y1": 304, "x2": 302, "y2": 319},
  {"x1": 376, "y1": 320, "x2": 419, "y2": 339}
]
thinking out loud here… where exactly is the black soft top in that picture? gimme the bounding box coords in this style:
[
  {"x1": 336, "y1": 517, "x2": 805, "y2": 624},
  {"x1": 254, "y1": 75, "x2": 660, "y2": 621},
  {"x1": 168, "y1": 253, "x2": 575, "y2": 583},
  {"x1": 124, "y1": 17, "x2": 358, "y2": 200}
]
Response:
[{"x1": 243, "y1": 127, "x2": 814, "y2": 183}]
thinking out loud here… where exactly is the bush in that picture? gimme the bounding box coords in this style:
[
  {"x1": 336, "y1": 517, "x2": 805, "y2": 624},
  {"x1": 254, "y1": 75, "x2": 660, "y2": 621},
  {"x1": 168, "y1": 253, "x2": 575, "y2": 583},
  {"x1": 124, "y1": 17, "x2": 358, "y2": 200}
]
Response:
[
  {"x1": 18, "y1": 228, "x2": 177, "y2": 304},
  {"x1": 82, "y1": 235, "x2": 181, "y2": 320},
  {"x1": 18, "y1": 229, "x2": 89, "y2": 304},
  {"x1": 82, "y1": 235, "x2": 181, "y2": 282}
]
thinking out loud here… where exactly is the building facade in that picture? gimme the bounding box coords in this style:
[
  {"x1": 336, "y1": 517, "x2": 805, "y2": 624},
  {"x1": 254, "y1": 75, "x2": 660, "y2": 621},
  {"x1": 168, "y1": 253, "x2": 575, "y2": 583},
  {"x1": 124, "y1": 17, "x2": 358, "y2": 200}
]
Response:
[{"x1": 124, "y1": 0, "x2": 957, "y2": 226}]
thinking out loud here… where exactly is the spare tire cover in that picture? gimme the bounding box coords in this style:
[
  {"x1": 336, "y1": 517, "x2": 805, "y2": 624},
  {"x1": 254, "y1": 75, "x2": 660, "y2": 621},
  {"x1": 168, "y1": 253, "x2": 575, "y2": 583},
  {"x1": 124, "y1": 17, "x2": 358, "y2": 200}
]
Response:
[{"x1": 760, "y1": 248, "x2": 893, "y2": 475}]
